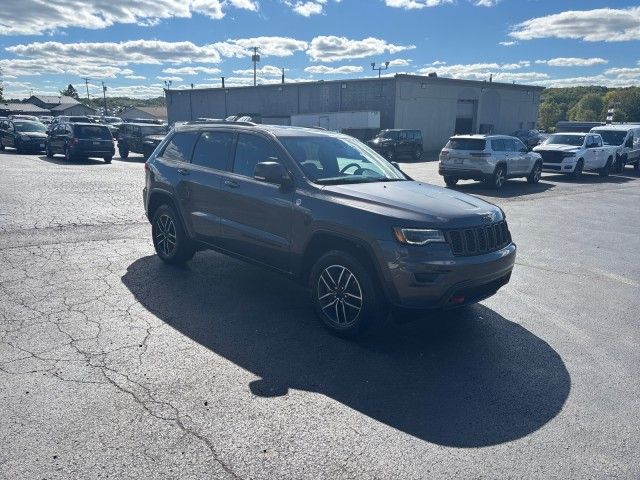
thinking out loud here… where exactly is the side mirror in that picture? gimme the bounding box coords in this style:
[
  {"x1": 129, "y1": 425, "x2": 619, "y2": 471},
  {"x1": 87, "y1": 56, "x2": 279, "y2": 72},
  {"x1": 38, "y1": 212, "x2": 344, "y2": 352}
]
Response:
[
  {"x1": 254, "y1": 161, "x2": 292, "y2": 188},
  {"x1": 626, "y1": 138, "x2": 633, "y2": 148}
]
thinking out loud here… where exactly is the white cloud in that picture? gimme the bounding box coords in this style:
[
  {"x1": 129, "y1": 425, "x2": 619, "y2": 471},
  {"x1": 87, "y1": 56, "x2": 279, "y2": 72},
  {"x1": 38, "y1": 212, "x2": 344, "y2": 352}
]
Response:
[
  {"x1": 0, "y1": 0, "x2": 259, "y2": 36},
  {"x1": 162, "y1": 66, "x2": 222, "y2": 75},
  {"x1": 283, "y1": 0, "x2": 340, "y2": 16},
  {"x1": 157, "y1": 76, "x2": 184, "y2": 82},
  {"x1": 231, "y1": 65, "x2": 284, "y2": 77},
  {"x1": 214, "y1": 37, "x2": 309, "y2": 58},
  {"x1": 124, "y1": 75, "x2": 147, "y2": 80},
  {"x1": 536, "y1": 57, "x2": 609, "y2": 67},
  {"x1": 418, "y1": 62, "x2": 549, "y2": 83},
  {"x1": 388, "y1": 58, "x2": 412, "y2": 67},
  {"x1": 307, "y1": 36, "x2": 415, "y2": 62},
  {"x1": 499, "y1": 41, "x2": 518, "y2": 47},
  {"x1": 511, "y1": 7, "x2": 640, "y2": 42},
  {"x1": 384, "y1": 0, "x2": 452, "y2": 9},
  {"x1": 304, "y1": 65, "x2": 364, "y2": 74}
]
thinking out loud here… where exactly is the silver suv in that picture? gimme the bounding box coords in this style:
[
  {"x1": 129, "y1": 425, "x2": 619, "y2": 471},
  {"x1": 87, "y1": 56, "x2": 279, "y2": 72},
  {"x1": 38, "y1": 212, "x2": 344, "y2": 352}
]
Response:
[{"x1": 439, "y1": 135, "x2": 543, "y2": 189}]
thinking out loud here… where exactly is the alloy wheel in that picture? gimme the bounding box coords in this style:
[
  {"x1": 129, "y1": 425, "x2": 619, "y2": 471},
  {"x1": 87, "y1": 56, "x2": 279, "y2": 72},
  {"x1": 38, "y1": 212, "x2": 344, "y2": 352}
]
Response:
[
  {"x1": 495, "y1": 168, "x2": 505, "y2": 188},
  {"x1": 154, "y1": 214, "x2": 177, "y2": 258},
  {"x1": 317, "y1": 264, "x2": 363, "y2": 327},
  {"x1": 533, "y1": 165, "x2": 541, "y2": 182}
]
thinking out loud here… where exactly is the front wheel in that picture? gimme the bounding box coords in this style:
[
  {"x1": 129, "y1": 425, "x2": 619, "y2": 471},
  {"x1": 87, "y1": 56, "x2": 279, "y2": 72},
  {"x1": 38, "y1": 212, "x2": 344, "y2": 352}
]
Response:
[
  {"x1": 489, "y1": 165, "x2": 506, "y2": 189},
  {"x1": 64, "y1": 146, "x2": 73, "y2": 162},
  {"x1": 412, "y1": 147, "x2": 423, "y2": 161},
  {"x1": 571, "y1": 159, "x2": 584, "y2": 180},
  {"x1": 385, "y1": 150, "x2": 395, "y2": 161},
  {"x1": 152, "y1": 204, "x2": 195, "y2": 265},
  {"x1": 0, "y1": 139, "x2": 4, "y2": 151},
  {"x1": 45, "y1": 143, "x2": 53, "y2": 158},
  {"x1": 599, "y1": 158, "x2": 612, "y2": 177},
  {"x1": 103, "y1": 156, "x2": 112, "y2": 164},
  {"x1": 310, "y1": 250, "x2": 388, "y2": 338},
  {"x1": 634, "y1": 161, "x2": 640, "y2": 172},
  {"x1": 15, "y1": 139, "x2": 23, "y2": 154},
  {"x1": 527, "y1": 162, "x2": 542, "y2": 184},
  {"x1": 119, "y1": 147, "x2": 129, "y2": 159},
  {"x1": 444, "y1": 176, "x2": 459, "y2": 187}
]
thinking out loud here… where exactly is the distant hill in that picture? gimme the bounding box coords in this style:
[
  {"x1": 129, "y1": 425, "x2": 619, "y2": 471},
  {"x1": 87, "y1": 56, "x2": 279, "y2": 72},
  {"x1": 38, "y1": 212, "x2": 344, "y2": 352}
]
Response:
[{"x1": 538, "y1": 86, "x2": 640, "y2": 132}]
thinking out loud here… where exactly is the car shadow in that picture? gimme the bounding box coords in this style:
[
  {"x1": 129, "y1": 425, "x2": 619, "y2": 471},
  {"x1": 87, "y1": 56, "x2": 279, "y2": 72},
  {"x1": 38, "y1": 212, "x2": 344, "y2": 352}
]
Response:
[
  {"x1": 121, "y1": 252, "x2": 571, "y2": 448},
  {"x1": 542, "y1": 172, "x2": 636, "y2": 184},
  {"x1": 37, "y1": 155, "x2": 108, "y2": 166},
  {"x1": 446, "y1": 179, "x2": 555, "y2": 199}
]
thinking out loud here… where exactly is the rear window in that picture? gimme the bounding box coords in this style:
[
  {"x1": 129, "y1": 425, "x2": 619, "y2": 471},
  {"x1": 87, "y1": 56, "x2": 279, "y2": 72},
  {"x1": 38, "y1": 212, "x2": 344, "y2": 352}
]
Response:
[
  {"x1": 74, "y1": 125, "x2": 112, "y2": 139},
  {"x1": 161, "y1": 132, "x2": 198, "y2": 163},
  {"x1": 445, "y1": 138, "x2": 486, "y2": 151}
]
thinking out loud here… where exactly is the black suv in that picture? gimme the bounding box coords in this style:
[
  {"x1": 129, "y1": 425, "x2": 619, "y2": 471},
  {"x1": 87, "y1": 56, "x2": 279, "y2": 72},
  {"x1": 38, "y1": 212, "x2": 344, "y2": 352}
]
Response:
[
  {"x1": 144, "y1": 122, "x2": 515, "y2": 337},
  {"x1": 45, "y1": 122, "x2": 115, "y2": 163},
  {"x1": 366, "y1": 129, "x2": 423, "y2": 161},
  {"x1": 0, "y1": 119, "x2": 48, "y2": 153},
  {"x1": 118, "y1": 123, "x2": 168, "y2": 159}
]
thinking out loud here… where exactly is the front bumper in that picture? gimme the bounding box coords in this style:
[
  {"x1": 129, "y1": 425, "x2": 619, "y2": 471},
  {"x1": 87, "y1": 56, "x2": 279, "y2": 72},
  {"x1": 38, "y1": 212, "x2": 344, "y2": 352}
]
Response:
[
  {"x1": 542, "y1": 160, "x2": 576, "y2": 173},
  {"x1": 377, "y1": 240, "x2": 516, "y2": 309},
  {"x1": 19, "y1": 139, "x2": 47, "y2": 151}
]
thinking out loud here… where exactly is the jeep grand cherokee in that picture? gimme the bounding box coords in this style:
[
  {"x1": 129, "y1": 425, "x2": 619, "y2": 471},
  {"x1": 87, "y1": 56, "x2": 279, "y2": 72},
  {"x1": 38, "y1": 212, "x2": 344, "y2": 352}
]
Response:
[{"x1": 143, "y1": 122, "x2": 516, "y2": 337}]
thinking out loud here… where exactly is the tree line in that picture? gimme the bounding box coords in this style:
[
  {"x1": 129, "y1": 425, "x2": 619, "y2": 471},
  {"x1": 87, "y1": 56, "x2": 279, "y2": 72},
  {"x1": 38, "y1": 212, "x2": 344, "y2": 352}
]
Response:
[{"x1": 538, "y1": 86, "x2": 640, "y2": 132}]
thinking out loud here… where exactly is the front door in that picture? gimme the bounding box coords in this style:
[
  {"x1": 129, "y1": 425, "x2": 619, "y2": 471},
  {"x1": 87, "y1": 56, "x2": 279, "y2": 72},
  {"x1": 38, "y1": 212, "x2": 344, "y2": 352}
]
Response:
[{"x1": 217, "y1": 132, "x2": 294, "y2": 271}]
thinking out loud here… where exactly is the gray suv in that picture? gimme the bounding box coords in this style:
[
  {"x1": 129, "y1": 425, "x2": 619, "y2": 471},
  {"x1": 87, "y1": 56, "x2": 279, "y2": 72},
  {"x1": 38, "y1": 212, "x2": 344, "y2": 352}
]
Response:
[{"x1": 143, "y1": 122, "x2": 516, "y2": 337}]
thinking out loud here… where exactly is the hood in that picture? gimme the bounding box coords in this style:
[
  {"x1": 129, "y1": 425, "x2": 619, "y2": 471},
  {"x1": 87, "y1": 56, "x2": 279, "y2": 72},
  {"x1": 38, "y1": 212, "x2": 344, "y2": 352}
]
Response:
[
  {"x1": 144, "y1": 135, "x2": 166, "y2": 143},
  {"x1": 20, "y1": 132, "x2": 47, "y2": 139},
  {"x1": 534, "y1": 144, "x2": 581, "y2": 153},
  {"x1": 321, "y1": 180, "x2": 503, "y2": 227}
]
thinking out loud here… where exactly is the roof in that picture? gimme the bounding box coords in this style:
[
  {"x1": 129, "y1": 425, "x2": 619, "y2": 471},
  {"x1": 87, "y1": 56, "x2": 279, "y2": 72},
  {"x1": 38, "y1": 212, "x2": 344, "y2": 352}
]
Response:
[
  {"x1": 0, "y1": 103, "x2": 50, "y2": 113},
  {"x1": 51, "y1": 103, "x2": 97, "y2": 112},
  {"x1": 174, "y1": 122, "x2": 348, "y2": 138},
  {"x1": 30, "y1": 95, "x2": 79, "y2": 105},
  {"x1": 123, "y1": 106, "x2": 167, "y2": 118},
  {"x1": 590, "y1": 124, "x2": 640, "y2": 131}
]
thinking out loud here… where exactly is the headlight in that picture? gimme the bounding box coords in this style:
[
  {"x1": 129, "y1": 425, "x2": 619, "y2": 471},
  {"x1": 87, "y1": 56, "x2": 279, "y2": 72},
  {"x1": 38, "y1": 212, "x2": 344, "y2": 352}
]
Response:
[{"x1": 393, "y1": 227, "x2": 445, "y2": 245}]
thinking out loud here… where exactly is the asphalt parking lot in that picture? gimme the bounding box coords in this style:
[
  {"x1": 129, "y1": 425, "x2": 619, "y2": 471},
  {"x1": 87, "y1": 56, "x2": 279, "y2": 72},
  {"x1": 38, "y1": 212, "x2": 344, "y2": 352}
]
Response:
[{"x1": 1, "y1": 150, "x2": 639, "y2": 479}]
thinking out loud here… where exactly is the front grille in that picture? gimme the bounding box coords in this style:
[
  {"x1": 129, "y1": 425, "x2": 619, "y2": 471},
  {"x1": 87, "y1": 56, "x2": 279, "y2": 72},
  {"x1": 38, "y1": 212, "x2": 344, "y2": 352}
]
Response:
[
  {"x1": 538, "y1": 150, "x2": 565, "y2": 164},
  {"x1": 445, "y1": 221, "x2": 512, "y2": 257}
]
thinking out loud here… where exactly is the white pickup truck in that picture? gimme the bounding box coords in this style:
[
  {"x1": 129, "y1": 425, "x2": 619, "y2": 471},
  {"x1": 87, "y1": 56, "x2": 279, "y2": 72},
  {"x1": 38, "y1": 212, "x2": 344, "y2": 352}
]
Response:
[{"x1": 533, "y1": 132, "x2": 617, "y2": 179}]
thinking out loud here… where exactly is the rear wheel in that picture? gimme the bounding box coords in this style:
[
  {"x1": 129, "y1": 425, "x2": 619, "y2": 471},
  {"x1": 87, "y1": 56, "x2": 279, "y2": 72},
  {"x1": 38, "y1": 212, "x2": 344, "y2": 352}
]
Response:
[
  {"x1": 152, "y1": 204, "x2": 195, "y2": 265},
  {"x1": 444, "y1": 176, "x2": 459, "y2": 187},
  {"x1": 571, "y1": 159, "x2": 584, "y2": 180},
  {"x1": 635, "y1": 161, "x2": 640, "y2": 172},
  {"x1": 0, "y1": 139, "x2": 4, "y2": 151},
  {"x1": 385, "y1": 150, "x2": 395, "y2": 161},
  {"x1": 64, "y1": 146, "x2": 73, "y2": 162},
  {"x1": 45, "y1": 143, "x2": 53, "y2": 158},
  {"x1": 310, "y1": 250, "x2": 388, "y2": 338},
  {"x1": 15, "y1": 139, "x2": 23, "y2": 154},
  {"x1": 103, "y1": 156, "x2": 112, "y2": 164},
  {"x1": 599, "y1": 157, "x2": 612, "y2": 177},
  {"x1": 527, "y1": 162, "x2": 542, "y2": 184},
  {"x1": 119, "y1": 147, "x2": 129, "y2": 159},
  {"x1": 412, "y1": 147, "x2": 423, "y2": 161},
  {"x1": 489, "y1": 165, "x2": 506, "y2": 189}
]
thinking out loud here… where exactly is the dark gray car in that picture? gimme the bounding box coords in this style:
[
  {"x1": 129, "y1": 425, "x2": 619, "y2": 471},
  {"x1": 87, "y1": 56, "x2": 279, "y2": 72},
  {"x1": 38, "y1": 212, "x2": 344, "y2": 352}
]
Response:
[{"x1": 143, "y1": 122, "x2": 516, "y2": 337}]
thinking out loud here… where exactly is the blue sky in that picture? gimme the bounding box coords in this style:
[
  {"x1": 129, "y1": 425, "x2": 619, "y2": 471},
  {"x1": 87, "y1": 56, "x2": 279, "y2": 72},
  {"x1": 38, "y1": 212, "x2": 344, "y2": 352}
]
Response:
[{"x1": 1, "y1": 1, "x2": 639, "y2": 99}]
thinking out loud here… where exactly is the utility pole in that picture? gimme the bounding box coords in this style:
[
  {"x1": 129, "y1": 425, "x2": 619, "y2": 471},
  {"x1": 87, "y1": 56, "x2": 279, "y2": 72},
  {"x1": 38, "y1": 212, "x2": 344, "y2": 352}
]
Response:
[
  {"x1": 82, "y1": 77, "x2": 90, "y2": 101},
  {"x1": 101, "y1": 81, "x2": 107, "y2": 115},
  {"x1": 251, "y1": 47, "x2": 260, "y2": 87},
  {"x1": 281, "y1": 67, "x2": 285, "y2": 84}
]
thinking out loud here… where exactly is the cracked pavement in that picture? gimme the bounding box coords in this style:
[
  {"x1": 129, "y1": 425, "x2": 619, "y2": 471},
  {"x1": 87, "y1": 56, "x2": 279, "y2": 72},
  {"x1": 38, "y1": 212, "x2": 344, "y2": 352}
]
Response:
[{"x1": 1, "y1": 151, "x2": 639, "y2": 479}]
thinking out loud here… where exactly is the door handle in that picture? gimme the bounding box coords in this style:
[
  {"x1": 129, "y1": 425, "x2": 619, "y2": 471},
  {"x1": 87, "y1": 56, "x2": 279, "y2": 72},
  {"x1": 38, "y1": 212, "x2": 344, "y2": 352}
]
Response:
[
  {"x1": 177, "y1": 168, "x2": 189, "y2": 176},
  {"x1": 224, "y1": 179, "x2": 239, "y2": 188}
]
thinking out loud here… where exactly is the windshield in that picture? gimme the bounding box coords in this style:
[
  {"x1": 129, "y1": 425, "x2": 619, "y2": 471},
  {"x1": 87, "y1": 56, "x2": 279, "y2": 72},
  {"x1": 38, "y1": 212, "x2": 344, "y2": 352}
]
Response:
[
  {"x1": 75, "y1": 125, "x2": 112, "y2": 139},
  {"x1": 544, "y1": 134, "x2": 585, "y2": 146},
  {"x1": 592, "y1": 130, "x2": 626, "y2": 146},
  {"x1": 15, "y1": 122, "x2": 47, "y2": 133},
  {"x1": 376, "y1": 130, "x2": 398, "y2": 140},
  {"x1": 141, "y1": 125, "x2": 167, "y2": 135},
  {"x1": 281, "y1": 135, "x2": 406, "y2": 185}
]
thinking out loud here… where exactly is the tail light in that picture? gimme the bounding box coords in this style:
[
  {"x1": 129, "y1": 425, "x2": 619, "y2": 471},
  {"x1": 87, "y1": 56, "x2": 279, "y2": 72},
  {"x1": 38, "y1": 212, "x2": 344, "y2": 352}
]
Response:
[{"x1": 69, "y1": 137, "x2": 79, "y2": 145}]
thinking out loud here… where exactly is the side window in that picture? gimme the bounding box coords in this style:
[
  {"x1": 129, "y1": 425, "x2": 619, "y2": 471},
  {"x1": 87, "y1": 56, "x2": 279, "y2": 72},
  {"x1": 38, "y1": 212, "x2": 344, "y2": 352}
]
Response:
[
  {"x1": 514, "y1": 139, "x2": 527, "y2": 151},
  {"x1": 414, "y1": 131, "x2": 422, "y2": 140},
  {"x1": 595, "y1": 136, "x2": 602, "y2": 147},
  {"x1": 161, "y1": 132, "x2": 198, "y2": 163},
  {"x1": 491, "y1": 139, "x2": 505, "y2": 152},
  {"x1": 233, "y1": 133, "x2": 281, "y2": 178},
  {"x1": 191, "y1": 131, "x2": 235, "y2": 170},
  {"x1": 504, "y1": 139, "x2": 517, "y2": 152}
]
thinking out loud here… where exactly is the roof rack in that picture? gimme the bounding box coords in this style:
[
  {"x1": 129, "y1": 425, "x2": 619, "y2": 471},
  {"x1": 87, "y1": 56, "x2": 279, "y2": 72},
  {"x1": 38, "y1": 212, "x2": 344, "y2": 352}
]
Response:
[{"x1": 182, "y1": 120, "x2": 256, "y2": 126}]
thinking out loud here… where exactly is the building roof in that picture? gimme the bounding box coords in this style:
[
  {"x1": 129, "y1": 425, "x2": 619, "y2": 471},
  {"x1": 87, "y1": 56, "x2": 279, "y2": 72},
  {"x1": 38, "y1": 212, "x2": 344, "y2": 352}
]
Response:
[
  {"x1": 51, "y1": 103, "x2": 97, "y2": 112},
  {"x1": 0, "y1": 103, "x2": 50, "y2": 113},
  {"x1": 30, "y1": 95, "x2": 80, "y2": 105},
  {"x1": 123, "y1": 106, "x2": 167, "y2": 119}
]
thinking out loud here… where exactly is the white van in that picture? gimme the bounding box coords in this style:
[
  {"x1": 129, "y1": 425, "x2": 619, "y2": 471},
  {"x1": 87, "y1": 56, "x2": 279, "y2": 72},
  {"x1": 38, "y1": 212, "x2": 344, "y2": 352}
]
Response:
[{"x1": 590, "y1": 124, "x2": 640, "y2": 172}]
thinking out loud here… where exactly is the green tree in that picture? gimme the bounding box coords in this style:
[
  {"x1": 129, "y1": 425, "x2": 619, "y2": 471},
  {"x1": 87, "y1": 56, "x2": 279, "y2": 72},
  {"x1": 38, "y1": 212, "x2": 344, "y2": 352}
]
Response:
[
  {"x1": 60, "y1": 84, "x2": 80, "y2": 100},
  {"x1": 568, "y1": 93, "x2": 605, "y2": 122},
  {"x1": 604, "y1": 87, "x2": 640, "y2": 122},
  {"x1": 538, "y1": 102, "x2": 563, "y2": 132}
]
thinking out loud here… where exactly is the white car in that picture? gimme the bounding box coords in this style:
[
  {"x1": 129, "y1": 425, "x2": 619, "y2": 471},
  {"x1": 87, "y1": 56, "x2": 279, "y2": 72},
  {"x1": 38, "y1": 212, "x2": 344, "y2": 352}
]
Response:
[
  {"x1": 438, "y1": 135, "x2": 543, "y2": 189},
  {"x1": 533, "y1": 133, "x2": 617, "y2": 179},
  {"x1": 590, "y1": 124, "x2": 640, "y2": 173}
]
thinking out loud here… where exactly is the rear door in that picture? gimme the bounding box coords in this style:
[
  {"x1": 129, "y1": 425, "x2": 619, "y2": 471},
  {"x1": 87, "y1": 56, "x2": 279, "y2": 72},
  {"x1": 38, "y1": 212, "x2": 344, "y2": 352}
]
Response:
[{"x1": 217, "y1": 132, "x2": 295, "y2": 271}]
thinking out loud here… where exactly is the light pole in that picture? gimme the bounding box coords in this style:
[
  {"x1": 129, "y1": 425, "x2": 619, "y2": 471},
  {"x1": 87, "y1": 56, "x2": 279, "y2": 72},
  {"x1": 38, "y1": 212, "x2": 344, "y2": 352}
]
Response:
[
  {"x1": 371, "y1": 61, "x2": 390, "y2": 79},
  {"x1": 163, "y1": 80, "x2": 172, "y2": 111},
  {"x1": 101, "y1": 81, "x2": 108, "y2": 115},
  {"x1": 251, "y1": 47, "x2": 260, "y2": 87}
]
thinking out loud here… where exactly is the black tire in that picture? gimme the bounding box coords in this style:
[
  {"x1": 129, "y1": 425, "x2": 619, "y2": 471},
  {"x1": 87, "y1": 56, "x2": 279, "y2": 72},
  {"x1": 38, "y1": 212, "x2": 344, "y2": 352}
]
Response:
[
  {"x1": 527, "y1": 162, "x2": 542, "y2": 184},
  {"x1": 151, "y1": 204, "x2": 196, "y2": 265},
  {"x1": 103, "y1": 156, "x2": 112, "y2": 164},
  {"x1": 571, "y1": 159, "x2": 584, "y2": 180},
  {"x1": 444, "y1": 176, "x2": 459, "y2": 187},
  {"x1": 15, "y1": 139, "x2": 23, "y2": 154},
  {"x1": 615, "y1": 155, "x2": 625, "y2": 173},
  {"x1": 385, "y1": 150, "x2": 395, "y2": 161},
  {"x1": 64, "y1": 146, "x2": 73, "y2": 162},
  {"x1": 0, "y1": 139, "x2": 4, "y2": 151},
  {"x1": 412, "y1": 147, "x2": 423, "y2": 161},
  {"x1": 599, "y1": 157, "x2": 612, "y2": 177},
  {"x1": 634, "y1": 161, "x2": 639, "y2": 172},
  {"x1": 45, "y1": 143, "x2": 53, "y2": 158},
  {"x1": 489, "y1": 165, "x2": 506, "y2": 189},
  {"x1": 119, "y1": 148, "x2": 129, "y2": 159},
  {"x1": 309, "y1": 250, "x2": 388, "y2": 338}
]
